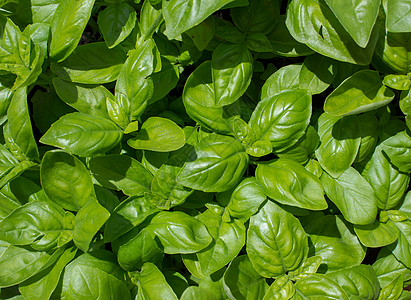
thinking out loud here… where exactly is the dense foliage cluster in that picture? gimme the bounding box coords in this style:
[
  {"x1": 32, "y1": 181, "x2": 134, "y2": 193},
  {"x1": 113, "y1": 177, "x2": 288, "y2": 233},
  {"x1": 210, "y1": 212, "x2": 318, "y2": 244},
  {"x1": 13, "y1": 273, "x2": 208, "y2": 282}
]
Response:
[{"x1": 0, "y1": 0, "x2": 410, "y2": 299}]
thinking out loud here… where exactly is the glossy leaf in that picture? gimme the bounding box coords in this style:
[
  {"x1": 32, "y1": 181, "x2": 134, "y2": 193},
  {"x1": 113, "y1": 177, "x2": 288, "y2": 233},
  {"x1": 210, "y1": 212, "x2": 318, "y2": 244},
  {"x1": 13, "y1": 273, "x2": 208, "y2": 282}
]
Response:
[
  {"x1": 177, "y1": 134, "x2": 249, "y2": 192},
  {"x1": 388, "y1": 219, "x2": 411, "y2": 268},
  {"x1": 378, "y1": 274, "x2": 404, "y2": 300},
  {"x1": 286, "y1": 0, "x2": 377, "y2": 65},
  {"x1": 182, "y1": 209, "x2": 246, "y2": 277},
  {"x1": 50, "y1": 42, "x2": 126, "y2": 84},
  {"x1": 263, "y1": 275, "x2": 295, "y2": 300},
  {"x1": 40, "y1": 113, "x2": 123, "y2": 157},
  {"x1": 386, "y1": 0, "x2": 411, "y2": 32},
  {"x1": 381, "y1": 130, "x2": 411, "y2": 173},
  {"x1": 292, "y1": 274, "x2": 349, "y2": 299},
  {"x1": 97, "y1": 3, "x2": 137, "y2": 48},
  {"x1": 128, "y1": 117, "x2": 186, "y2": 152},
  {"x1": 305, "y1": 215, "x2": 366, "y2": 272},
  {"x1": 61, "y1": 251, "x2": 131, "y2": 300},
  {"x1": 146, "y1": 211, "x2": 213, "y2": 254},
  {"x1": 354, "y1": 220, "x2": 399, "y2": 248},
  {"x1": 321, "y1": 167, "x2": 378, "y2": 225},
  {"x1": 163, "y1": 0, "x2": 236, "y2": 39},
  {"x1": 260, "y1": 64, "x2": 302, "y2": 98},
  {"x1": 324, "y1": 0, "x2": 380, "y2": 47},
  {"x1": 248, "y1": 89, "x2": 312, "y2": 152},
  {"x1": 223, "y1": 255, "x2": 269, "y2": 300},
  {"x1": 324, "y1": 70, "x2": 395, "y2": 117},
  {"x1": 246, "y1": 200, "x2": 308, "y2": 278},
  {"x1": 41, "y1": 150, "x2": 95, "y2": 211},
  {"x1": 211, "y1": 43, "x2": 253, "y2": 107},
  {"x1": 49, "y1": 0, "x2": 95, "y2": 62},
  {"x1": 315, "y1": 113, "x2": 361, "y2": 178},
  {"x1": 256, "y1": 159, "x2": 327, "y2": 210}
]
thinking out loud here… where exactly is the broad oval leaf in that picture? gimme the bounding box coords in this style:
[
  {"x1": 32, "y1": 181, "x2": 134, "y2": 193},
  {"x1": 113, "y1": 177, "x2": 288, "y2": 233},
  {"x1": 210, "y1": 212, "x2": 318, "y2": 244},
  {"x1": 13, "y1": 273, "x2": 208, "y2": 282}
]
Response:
[
  {"x1": 211, "y1": 43, "x2": 253, "y2": 107},
  {"x1": 354, "y1": 220, "x2": 399, "y2": 248},
  {"x1": 51, "y1": 42, "x2": 127, "y2": 84},
  {"x1": 182, "y1": 209, "x2": 246, "y2": 277},
  {"x1": 104, "y1": 195, "x2": 159, "y2": 243},
  {"x1": 263, "y1": 275, "x2": 295, "y2": 300},
  {"x1": 89, "y1": 154, "x2": 153, "y2": 197},
  {"x1": 305, "y1": 215, "x2": 366, "y2": 272},
  {"x1": 246, "y1": 201, "x2": 309, "y2": 278},
  {"x1": 364, "y1": 146, "x2": 410, "y2": 210},
  {"x1": 386, "y1": 0, "x2": 411, "y2": 33},
  {"x1": 321, "y1": 167, "x2": 378, "y2": 225},
  {"x1": 315, "y1": 113, "x2": 361, "y2": 178},
  {"x1": 61, "y1": 251, "x2": 131, "y2": 300},
  {"x1": 324, "y1": 0, "x2": 380, "y2": 47},
  {"x1": 97, "y1": 3, "x2": 137, "y2": 48},
  {"x1": 0, "y1": 201, "x2": 64, "y2": 250},
  {"x1": 324, "y1": 70, "x2": 395, "y2": 117},
  {"x1": 40, "y1": 112, "x2": 123, "y2": 157},
  {"x1": 49, "y1": 0, "x2": 95, "y2": 62},
  {"x1": 146, "y1": 211, "x2": 213, "y2": 254},
  {"x1": 381, "y1": 130, "x2": 411, "y2": 173},
  {"x1": 223, "y1": 255, "x2": 269, "y2": 300},
  {"x1": 128, "y1": 117, "x2": 186, "y2": 152},
  {"x1": 326, "y1": 265, "x2": 380, "y2": 299},
  {"x1": 0, "y1": 241, "x2": 55, "y2": 288},
  {"x1": 261, "y1": 64, "x2": 302, "y2": 99},
  {"x1": 249, "y1": 89, "x2": 312, "y2": 152},
  {"x1": 163, "y1": 0, "x2": 236, "y2": 39},
  {"x1": 135, "y1": 263, "x2": 178, "y2": 300},
  {"x1": 256, "y1": 159, "x2": 327, "y2": 210},
  {"x1": 41, "y1": 150, "x2": 95, "y2": 211},
  {"x1": 286, "y1": 0, "x2": 377, "y2": 65},
  {"x1": 177, "y1": 134, "x2": 249, "y2": 192},
  {"x1": 293, "y1": 274, "x2": 349, "y2": 299},
  {"x1": 388, "y1": 219, "x2": 411, "y2": 269}
]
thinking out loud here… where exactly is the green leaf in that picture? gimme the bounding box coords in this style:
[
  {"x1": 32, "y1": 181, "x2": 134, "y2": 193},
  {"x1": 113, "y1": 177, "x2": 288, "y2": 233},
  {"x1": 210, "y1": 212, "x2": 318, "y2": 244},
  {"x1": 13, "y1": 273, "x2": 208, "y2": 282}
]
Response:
[
  {"x1": 177, "y1": 134, "x2": 249, "y2": 192},
  {"x1": 50, "y1": 42, "x2": 127, "y2": 84},
  {"x1": 231, "y1": 0, "x2": 279, "y2": 34},
  {"x1": 40, "y1": 112, "x2": 123, "y2": 157},
  {"x1": 104, "y1": 195, "x2": 159, "y2": 242},
  {"x1": 381, "y1": 130, "x2": 411, "y2": 173},
  {"x1": 182, "y1": 209, "x2": 246, "y2": 277},
  {"x1": 386, "y1": 0, "x2": 411, "y2": 32},
  {"x1": 128, "y1": 117, "x2": 186, "y2": 152},
  {"x1": 52, "y1": 78, "x2": 111, "y2": 118},
  {"x1": 261, "y1": 64, "x2": 302, "y2": 98},
  {"x1": 383, "y1": 74, "x2": 411, "y2": 90},
  {"x1": 41, "y1": 150, "x2": 95, "y2": 211},
  {"x1": 163, "y1": 0, "x2": 236, "y2": 39},
  {"x1": 324, "y1": 0, "x2": 380, "y2": 47},
  {"x1": 326, "y1": 265, "x2": 380, "y2": 299},
  {"x1": 224, "y1": 177, "x2": 266, "y2": 221},
  {"x1": 222, "y1": 255, "x2": 269, "y2": 300},
  {"x1": 97, "y1": 3, "x2": 137, "y2": 49},
  {"x1": 248, "y1": 89, "x2": 312, "y2": 152},
  {"x1": 388, "y1": 219, "x2": 411, "y2": 268},
  {"x1": 364, "y1": 146, "x2": 410, "y2": 210},
  {"x1": 0, "y1": 201, "x2": 65, "y2": 250},
  {"x1": 324, "y1": 70, "x2": 395, "y2": 117},
  {"x1": 0, "y1": 241, "x2": 56, "y2": 287},
  {"x1": 246, "y1": 201, "x2": 308, "y2": 278},
  {"x1": 49, "y1": 0, "x2": 95, "y2": 62},
  {"x1": 354, "y1": 220, "x2": 399, "y2": 248},
  {"x1": 6, "y1": 87, "x2": 39, "y2": 161},
  {"x1": 19, "y1": 246, "x2": 77, "y2": 300},
  {"x1": 135, "y1": 263, "x2": 178, "y2": 300},
  {"x1": 299, "y1": 54, "x2": 337, "y2": 95},
  {"x1": 286, "y1": 0, "x2": 377, "y2": 65},
  {"x1": 378, "y1": 274, "x2": 404, "y2": 300},
  {"x1": 73, "y1": 200, "x2": 110, "y2": 252},
  {"x1": 61, "y1": 251, "x2": 131, "y2": 300},
  {"x1": 245, "y1": 33, "x2": 273, "y2": 52},
  {"x1": 305, "y1": 215, "x2": 366, "y2": 272},
  {"x1": 146, "y1": 211, "x2": 212, "y2": 254},
  {"x1": 185, "y1": 17, "x2": 215, "y2": 51},
  {"x1": 89, "y1": 154, "x2": 153, "y2": 197},
  {"x1": 211, "y1": 43, "x2": 253, "y2": 107},
  {"x1": 263, "y1": 275, "x2": 295, "y2": 300},
  {"x1": 293, "y1": 274, "x2": 349, "y2": 299},
  {"x1": 315, "y1": 113, "x2": 361, "y2": 178},
  {"x1": 321, "y1": 167, "x2": 378, "y2": 225},
  {"x1": 256, "y1": 159, "x2": 327, "y2": 210},
  {"x1": 287, "y1": 256, "x2": 322, "y2": 280},
  {"x1": 115, "y1": 38, "x2": 156, "y2": 121}
]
